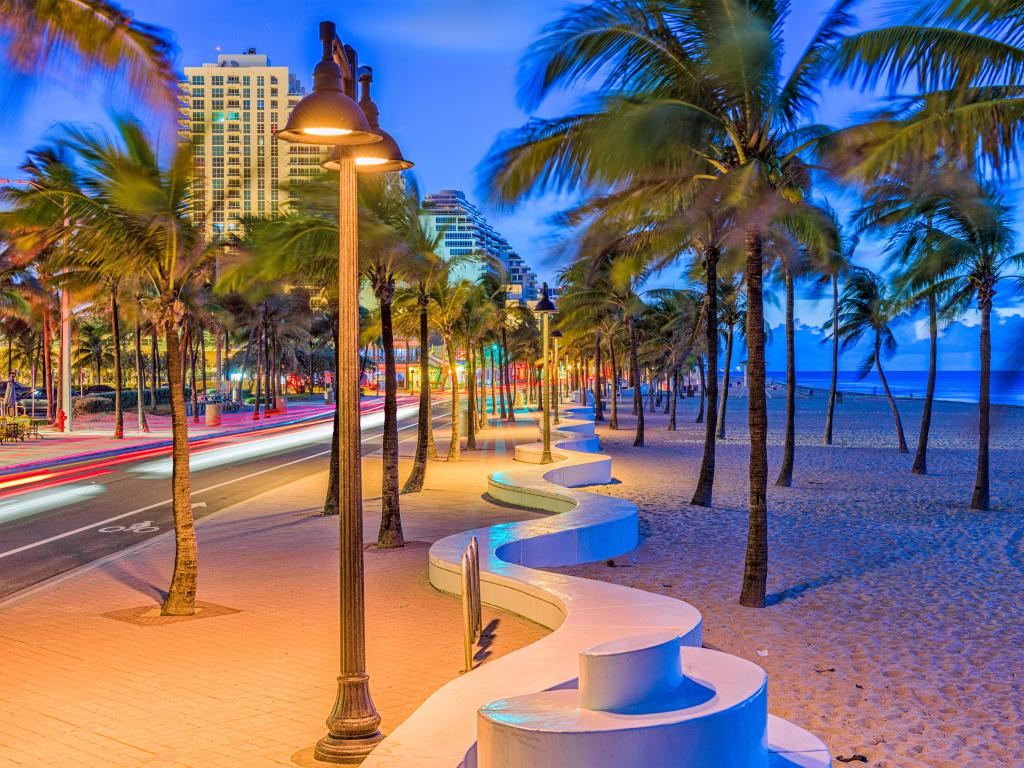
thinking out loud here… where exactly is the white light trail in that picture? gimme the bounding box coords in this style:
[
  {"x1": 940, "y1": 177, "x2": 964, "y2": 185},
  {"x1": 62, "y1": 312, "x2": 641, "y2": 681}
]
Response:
[
  {"x1": 130, "y1": 405, "x2": 420, "y2": 478},
  {"x1": 0, "y1": 485, "x2": 106, "y2": 526}
]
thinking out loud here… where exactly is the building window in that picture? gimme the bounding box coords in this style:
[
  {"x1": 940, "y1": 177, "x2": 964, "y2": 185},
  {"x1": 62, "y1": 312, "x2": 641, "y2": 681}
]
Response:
[
  {"x1": 270, "y1": 76, "x2": 278, "y2": 84},
  {"x1": 212, "y1": 111, "x2": 224, "y2": 123},
  {"x1": 190, "y1": 75, "x2": 204, "y2": 84},
  {"x1": 212, "y1": 87, "x2": 224, "y2": 97},
  {"x1": 227, "y1": 111, "x2": 240, "y2": 121},
  {"x1": 211, "y1": 75, "x2": 224, "y2": 85},
  {"x1": 192, "y1": 111, "x2": 204, "y2": 121},
  {"x1": 227, "y1": 76, "x2": 239, "y2": 84}
]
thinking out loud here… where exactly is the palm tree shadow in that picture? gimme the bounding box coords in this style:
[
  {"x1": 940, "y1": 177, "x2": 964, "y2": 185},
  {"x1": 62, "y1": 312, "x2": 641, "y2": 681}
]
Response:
[
  {"x1": 99, "y1": 559, "x2": 167, "y2": 602},
  {"x1": 765, "y1": 539, "x2": 942, "y2": 607}
]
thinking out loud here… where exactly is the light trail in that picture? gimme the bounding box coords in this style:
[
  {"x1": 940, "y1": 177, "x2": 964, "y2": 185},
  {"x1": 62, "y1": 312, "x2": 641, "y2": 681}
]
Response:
[
  {"x1": 129, "y1": 404, "x2": 421, "y2": 478},
  {"x1": 0, "y1": 485, "x2": 106, "y2": 526},
  {"x1": 0, "y1": 403, "x2": 447, "y2": 561}
]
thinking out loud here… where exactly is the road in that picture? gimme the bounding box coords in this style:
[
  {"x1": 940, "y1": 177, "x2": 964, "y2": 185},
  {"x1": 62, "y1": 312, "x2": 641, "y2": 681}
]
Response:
[{"x1": 0, "y1": 401, "x2": 451, "y2": 600}]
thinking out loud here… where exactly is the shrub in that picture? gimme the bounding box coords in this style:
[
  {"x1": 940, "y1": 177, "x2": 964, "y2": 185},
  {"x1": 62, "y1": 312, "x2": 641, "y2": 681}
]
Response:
[{"x1": 73, "y1": 396, "x2": 114, "y2": 415}]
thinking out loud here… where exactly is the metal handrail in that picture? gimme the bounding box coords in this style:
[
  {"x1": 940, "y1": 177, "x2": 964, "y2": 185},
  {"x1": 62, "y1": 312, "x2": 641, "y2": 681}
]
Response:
[{"x1": 460, "y1": 536, "x2": 482, "y2": 673}]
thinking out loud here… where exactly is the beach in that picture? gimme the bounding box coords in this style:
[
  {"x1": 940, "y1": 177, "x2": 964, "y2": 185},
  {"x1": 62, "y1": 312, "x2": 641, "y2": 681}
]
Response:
[{"x1": 552, "y1": 389, "x2": 1024, "y2": 767}]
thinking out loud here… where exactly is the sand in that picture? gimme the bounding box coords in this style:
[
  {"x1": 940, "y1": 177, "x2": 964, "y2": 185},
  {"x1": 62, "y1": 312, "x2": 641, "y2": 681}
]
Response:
[{"x1": 552, "y1": 389, "x2": 1024, "y2": 767}]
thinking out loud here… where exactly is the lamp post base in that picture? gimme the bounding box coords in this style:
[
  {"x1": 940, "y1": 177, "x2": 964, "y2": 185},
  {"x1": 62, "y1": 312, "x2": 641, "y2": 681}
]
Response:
[
  {"x1": 313, "y1": 674, "x2": 383, "y2": 764},
  {"x1": 313, "y1": 732, "x2": 384, "y2": 764}
]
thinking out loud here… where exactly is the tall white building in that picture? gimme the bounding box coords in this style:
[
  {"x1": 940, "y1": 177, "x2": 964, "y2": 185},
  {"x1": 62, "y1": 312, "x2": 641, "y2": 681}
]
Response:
[
  {"x1": 421, "y1": 189, "x2": 540, "y2": 301},
  {"x1": 179, "y1": 49, "x2": 327, "y2": 241}
]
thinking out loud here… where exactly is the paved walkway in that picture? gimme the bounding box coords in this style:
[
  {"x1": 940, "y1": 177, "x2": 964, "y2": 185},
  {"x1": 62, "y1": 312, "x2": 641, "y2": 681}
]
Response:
[{"x1": 0, "y1": 420, "x2": 547, "y2": 767}]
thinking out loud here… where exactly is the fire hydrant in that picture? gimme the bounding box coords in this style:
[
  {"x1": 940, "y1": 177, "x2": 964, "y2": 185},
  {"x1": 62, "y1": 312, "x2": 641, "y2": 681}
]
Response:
[{"x1": 56, "y1": 408, "x2": 67, "y2": 432}]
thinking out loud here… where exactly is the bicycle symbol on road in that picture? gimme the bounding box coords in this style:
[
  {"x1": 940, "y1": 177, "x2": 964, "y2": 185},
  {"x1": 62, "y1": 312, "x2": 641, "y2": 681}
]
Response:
[{"x1": 99, "y1": 521, "x2": 160, "y2": 534}]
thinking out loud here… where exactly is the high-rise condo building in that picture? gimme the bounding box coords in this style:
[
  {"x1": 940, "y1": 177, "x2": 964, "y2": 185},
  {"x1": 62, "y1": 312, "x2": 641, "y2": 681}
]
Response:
[
  {"x1": 178, "y1": 49, "x2": 327, "y2": 241},
  {"x1": 421, "y1": 189, "x2": 540, "y2": 302}
]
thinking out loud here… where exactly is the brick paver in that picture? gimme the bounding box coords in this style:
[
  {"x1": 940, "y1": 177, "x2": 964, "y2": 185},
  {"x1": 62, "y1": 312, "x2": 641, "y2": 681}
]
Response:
[{"x1": 0, "y1": 420, "x2": 547, "y2": 767}]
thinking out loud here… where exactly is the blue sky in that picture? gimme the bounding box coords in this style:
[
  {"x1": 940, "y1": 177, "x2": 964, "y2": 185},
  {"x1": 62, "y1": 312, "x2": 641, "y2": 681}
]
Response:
[{"x1": 2, "y1": 0, "x2": 1020, "y2": 370}]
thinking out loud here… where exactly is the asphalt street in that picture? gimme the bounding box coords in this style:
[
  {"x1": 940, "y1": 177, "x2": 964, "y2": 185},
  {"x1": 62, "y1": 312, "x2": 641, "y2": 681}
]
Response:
[{"x1": 0, "y1": 402, "x2": 452, "y2": 600}]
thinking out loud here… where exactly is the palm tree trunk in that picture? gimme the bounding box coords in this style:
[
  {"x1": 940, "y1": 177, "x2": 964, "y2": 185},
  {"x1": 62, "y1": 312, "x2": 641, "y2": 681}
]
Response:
[
  {"x1": 717, "y1": 327, "x2": 734, "y2": 439},
  {"x1": 593, "y1": 330, "x2": 604, "y2": 421},
  {"x1": 501, "y1": 326, "x2": 515, "y2": 423},
  {"x1": 740, "y1": 231, "x2": 768, "y2": 609},
  {"x1": 489, "y1": 348, "x2": 497, "y2": 416},
  {"x1": 466, "y1": 340, "x2": 477, "y2": 450},
  {"x1": 971, "y1": 287, "x2": 993, "y2": 510},
  {"x1": 134, "y1": 314, "x2": 150, "y2": 433},
  {"x1": 190, "y1": 327, "x2": 200, "y2": 425},
  {"x1": 42, "y1": 309, "x2": 54, "y2": 421},
  {"x1": 875, "y1": 336, "x2": 909, "y2": 453},
  {"x1": 110, "y1": 285, "x2": 124, "y2": 439},
  {"x1": 775, "y1": 265, "x2": 796, "y2": 487},
  {"x1": 478, "y1": 342, "x2": 487, "y2": 431},
  {"x1": 252, "y1": 323, "x2": 263, "y2": 421},
  {"x1": 695, "y1": 357, "x2": 706, "y2": 423},
  {"x1": 200, "y1": 327, "x2": 208, "y2": 395},
  {"x1": 150, "y1": 331, "x2": 159, "y2": 410},
  {"x1": 824, "y1": 274, "x2": 839, "y2": 445},
  {"x1": 161, "y1": 317, "x2": 197, "y2": 616},
  {"x1": 912, "y1": 290, "x2": 938, "y2": 474},
  {"x1": 446, "y1": 337, "x2": 460, "y2": 461},
  {"x1": 668, "y1": 369, "x2": 678, "y2": 431},
  {"x1": 402, "y1": 295, "x2": 431, "y2": 493},
  {"x1": 608, "y1": 336, "x2": 619, "y2": 429},
  {"x1": 376, "y1": 288, "x2": 404, "y2": 548},
  {"x1": 629, "y1": 317, "x2": 644, "y2": 447},
  {"x1": 324, "y1": 315, "x2": 340, "y2": 516},
  {"x1": 693, "y1": 248, "x2": 719, "y2": 504}
]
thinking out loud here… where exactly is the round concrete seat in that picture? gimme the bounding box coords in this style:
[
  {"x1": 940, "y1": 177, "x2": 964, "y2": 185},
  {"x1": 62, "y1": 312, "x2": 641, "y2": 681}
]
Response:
[{"x1": 478, "y1": 644, "x2": 770, "y2": 768}]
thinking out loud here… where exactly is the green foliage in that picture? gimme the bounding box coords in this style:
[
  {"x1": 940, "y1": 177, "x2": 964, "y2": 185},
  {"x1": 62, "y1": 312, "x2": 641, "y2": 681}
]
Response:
[{"x1": 72, "y1": 395, "x2": 114, "y2": 415}]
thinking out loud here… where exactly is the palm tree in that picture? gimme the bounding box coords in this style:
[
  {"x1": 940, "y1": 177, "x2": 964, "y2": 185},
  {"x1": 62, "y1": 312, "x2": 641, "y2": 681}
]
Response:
[
  {"x1": 814, "y1": 208, "x2": 855, "y2": 447},
  {"x1": 60, "y1": 116, "x2": 211, "y2": 615},
  {"x1": 428, "y1": 274, "x2": 475, "y2": 462},
  {"x1": 397, "y1": 207, "x2": 452, "y2": 493},
  {"x1": 359, "y1": 174, "x2": 420, "y2": 549},
  {"x1": 832, "y1": 268, "x2": 909, "y2": 454},
  {"x1": 830, "y1": 0, "x2": 1024, "y2": 182},
  {"x1": 716, "y1": 273, "x2": 745, "y2": 440},
  {"x1": 75, "y1": 317, "x2": 111, "y2": 385},
  {"x1": 483, "y1": 0, "x2": 859, "y2": 607},
  {"x1": 907, "y1": 181, "x2": 1020, "y2": 510},
  {"x1": 0, "y1": 0, "x2": 177, "y2": 111},
  {"x1": 853, "y1": 163, "x2": 955, "y2": 472}
]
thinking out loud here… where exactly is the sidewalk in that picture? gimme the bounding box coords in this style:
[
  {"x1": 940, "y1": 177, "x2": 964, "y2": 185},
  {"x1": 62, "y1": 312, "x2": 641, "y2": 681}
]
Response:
[
  {"x1": 0, "y1": 398, "x2": 410, "y2": 477},
  {"x1": 0, "y1": 419, "x2": 548, "y2": 767}
]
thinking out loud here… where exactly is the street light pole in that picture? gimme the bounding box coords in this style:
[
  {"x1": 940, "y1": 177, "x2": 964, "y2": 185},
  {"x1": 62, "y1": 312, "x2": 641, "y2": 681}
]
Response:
[
  {"x1": 277, "y1": 20, "x2": 410, "y2": 763},
  {"x1": 534, "y1": 283, "x2": 556, "y2": 464},
  {"x1": 551, "y1": 329, "x2": 562, "y2": 425}
]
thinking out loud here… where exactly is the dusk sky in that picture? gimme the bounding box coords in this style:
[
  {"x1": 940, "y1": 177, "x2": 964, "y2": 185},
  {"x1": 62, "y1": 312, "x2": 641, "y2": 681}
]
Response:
[{"x1": 3, "y1": 0, "x2": 1021, "y2": 367}]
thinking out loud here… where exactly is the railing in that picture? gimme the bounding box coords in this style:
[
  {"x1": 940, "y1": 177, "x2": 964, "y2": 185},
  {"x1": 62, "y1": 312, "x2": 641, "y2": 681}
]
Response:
[{"x1": 460, "y1": 536, "x2": 482, "y2": 673}]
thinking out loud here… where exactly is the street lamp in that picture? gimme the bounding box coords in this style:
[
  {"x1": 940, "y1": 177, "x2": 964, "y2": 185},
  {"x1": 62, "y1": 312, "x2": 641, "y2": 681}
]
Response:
[
  {"x1": 551, "y1": 329, "x2": 562, "y2": 425},
  {"x1": 276, "y1": 20, "x2": 410, "y2": 764},
  {"x1": 534, "y1": 283, "x2": 556, "y2": 464}
]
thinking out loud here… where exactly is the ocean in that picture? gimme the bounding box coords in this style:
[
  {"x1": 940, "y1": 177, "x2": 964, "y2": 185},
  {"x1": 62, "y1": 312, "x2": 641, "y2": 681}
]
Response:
[{"x1": 765, "y1": 370, "x2": 1024, "y2": 407}]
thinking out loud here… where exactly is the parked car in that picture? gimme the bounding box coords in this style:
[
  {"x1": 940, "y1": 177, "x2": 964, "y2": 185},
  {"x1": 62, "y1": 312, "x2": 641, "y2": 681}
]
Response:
[
  {"x1": 1, "y1": 381, "x2": 32, "y2": 401},
  {"x1": 82, "y1": 384, "x2": 116, "y2": 395}
]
